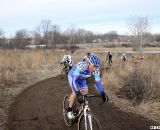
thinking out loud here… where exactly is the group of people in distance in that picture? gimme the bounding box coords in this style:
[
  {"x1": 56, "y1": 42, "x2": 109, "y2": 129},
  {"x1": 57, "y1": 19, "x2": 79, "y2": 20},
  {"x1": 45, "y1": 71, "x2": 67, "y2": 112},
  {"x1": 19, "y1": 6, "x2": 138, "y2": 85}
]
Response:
[
  {"x1": 106, "y1": 51, "x2": 127, "y2": 66},
  {"x1": 106, "y1": 51, "x2": 144, "y2": 66}
]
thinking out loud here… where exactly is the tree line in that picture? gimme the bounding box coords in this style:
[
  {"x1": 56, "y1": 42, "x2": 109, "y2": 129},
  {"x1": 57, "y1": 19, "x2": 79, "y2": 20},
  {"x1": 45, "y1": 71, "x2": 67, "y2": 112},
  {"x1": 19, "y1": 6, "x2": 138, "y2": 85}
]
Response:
[{"x1": 0, "y1": 16, "x2": 160, "y2": 50}]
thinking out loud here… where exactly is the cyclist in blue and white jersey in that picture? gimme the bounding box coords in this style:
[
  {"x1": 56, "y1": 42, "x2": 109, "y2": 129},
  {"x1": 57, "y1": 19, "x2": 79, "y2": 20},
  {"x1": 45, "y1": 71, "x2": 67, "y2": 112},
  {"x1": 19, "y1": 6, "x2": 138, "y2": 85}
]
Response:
[{"x1": 67, "y1": 53, "x2": 108, "y2": 119}]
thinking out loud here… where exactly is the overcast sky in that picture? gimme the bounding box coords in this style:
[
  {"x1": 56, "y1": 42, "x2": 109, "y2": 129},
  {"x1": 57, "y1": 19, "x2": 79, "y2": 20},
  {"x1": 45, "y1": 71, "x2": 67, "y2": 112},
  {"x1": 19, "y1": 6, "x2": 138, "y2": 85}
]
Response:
[{"x1": 0, "y1": 0, "x2": 160, "y2": 37}]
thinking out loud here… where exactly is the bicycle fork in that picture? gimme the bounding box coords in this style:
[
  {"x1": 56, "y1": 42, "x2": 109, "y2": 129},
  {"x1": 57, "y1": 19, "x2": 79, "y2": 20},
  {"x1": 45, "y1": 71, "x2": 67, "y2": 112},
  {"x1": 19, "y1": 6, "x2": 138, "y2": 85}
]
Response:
[{"x1": 84, "y1": 102, "x2": 93, "y2": 130}]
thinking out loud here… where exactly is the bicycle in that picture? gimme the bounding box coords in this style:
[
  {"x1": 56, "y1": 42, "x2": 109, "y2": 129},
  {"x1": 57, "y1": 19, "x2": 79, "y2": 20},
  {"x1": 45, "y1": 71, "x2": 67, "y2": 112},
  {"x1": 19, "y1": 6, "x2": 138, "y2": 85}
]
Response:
[
  {"x1": 60, "y1": 64, "x2": 72, "y2": 77},
  {"x1": 121, "y1": 58, "x2": 127, "y2": 67},
  {"x1": 63, "y1": 94, "x2": 101, "y2": 130},
  {"x1": 61, "y1": 66, "x2": 69, "y2": 75}
]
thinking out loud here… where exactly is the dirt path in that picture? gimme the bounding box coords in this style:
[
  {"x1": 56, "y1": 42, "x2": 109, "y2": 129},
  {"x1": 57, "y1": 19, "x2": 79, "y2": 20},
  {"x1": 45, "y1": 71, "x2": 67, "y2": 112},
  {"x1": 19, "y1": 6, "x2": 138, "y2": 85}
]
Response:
[{"x1": 8, "y1": 75, "x2": 159, "y2": 130}]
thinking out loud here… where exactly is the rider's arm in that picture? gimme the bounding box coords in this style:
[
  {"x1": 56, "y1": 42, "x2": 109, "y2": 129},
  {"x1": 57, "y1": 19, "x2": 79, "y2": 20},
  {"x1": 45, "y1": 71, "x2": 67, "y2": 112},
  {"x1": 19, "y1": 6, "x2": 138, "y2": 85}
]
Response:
[{"x1": 93, "y1": 69, "x2": 105, "y2": 93}]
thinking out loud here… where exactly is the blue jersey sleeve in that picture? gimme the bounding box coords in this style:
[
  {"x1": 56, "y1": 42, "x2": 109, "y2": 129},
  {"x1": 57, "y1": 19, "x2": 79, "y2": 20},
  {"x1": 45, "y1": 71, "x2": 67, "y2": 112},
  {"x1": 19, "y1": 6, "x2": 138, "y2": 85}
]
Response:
[
  {"x1": 93, "y1": 69, "x2": 104, "y2": 93},
  {"x1": 72, "y1": 67, "x2": 81, "y2": 93}
]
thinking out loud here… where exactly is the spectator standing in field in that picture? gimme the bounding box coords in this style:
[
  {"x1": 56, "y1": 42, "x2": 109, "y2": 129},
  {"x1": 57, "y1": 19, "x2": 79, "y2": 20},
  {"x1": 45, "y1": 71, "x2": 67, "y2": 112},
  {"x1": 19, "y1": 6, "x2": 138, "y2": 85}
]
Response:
[{"x1": 106, "y1": 51, "x2": 112, "y2": 66}]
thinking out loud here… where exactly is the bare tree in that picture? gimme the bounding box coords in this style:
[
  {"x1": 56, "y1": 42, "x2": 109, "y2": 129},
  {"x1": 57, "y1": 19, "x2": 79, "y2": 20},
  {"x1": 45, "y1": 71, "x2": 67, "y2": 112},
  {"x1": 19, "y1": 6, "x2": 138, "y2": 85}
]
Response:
[
  {"x1": 65, "y1": 26, "x2": 77, "y2": 45},
  {"x1": 33, "y1": 31, "x2": 41, "y2": 45},
  {"x1": 63, "y1": 27, "x2": 77, "y2": 52},
  {"x1": 13, "y1": 29, "x2": 31, "y2": 48},
  {"x1": 127, "y1": 16, "x2": 150, "y2": 52},
  {"x1": 39, "y1": 19, "x2": 52, "y2": 48},
  {"x1": 155, "y1": 34, "x2": 160, "y2": 42},
  {"x1": 50, "y1": 25, "x2": 61, "y2": 48},
  {"x1": 0, "y1": 29, "x2": 5, "y2": 48},
  {"x1": 0, "y1": 29, "x2": 4, "y2": 38},
  {"x1": 84, "y1": 31, "x2": 94, "y2": 43},
  {"x1": 104, "y1": 31, "x2": 118, "y2": 42},
  {"x1": 76, "y1": 29, "x2": 86, "y2": 43}
]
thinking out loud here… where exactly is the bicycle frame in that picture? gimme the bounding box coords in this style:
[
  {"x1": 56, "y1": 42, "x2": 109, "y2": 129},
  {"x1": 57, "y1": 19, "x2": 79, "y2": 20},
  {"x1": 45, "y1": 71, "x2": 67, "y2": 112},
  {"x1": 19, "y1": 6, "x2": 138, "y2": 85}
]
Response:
[
  {"x1": 77, "y1": 95, "x2": 101, "y2": 130},
  {"x1": 63, "y1": 94, "x2": 101, "y2": 130},
  {"x1": 84, "y1": 100, "x2": 91, "y2": 130}
]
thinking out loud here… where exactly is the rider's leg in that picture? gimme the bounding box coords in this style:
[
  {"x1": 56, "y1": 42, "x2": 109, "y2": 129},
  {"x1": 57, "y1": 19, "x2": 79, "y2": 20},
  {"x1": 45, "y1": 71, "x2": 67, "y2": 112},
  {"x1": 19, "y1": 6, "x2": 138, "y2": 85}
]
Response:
[
  {"x1": 68, "y1": 80, "x2": 89, "y2": 108},
  {"x1": 67, "y1": 76, "x2": 89, "y2": 118},
  {"x1": 67, "y1": 73, "x2": 81, "y2": 119},
  {"x1": 69, "y1": 65, "x2": 72, "y2": 70},
  {"x1": 67, "y1": 86, "x2": 77, "y2": 119},
  {"x1": 109, "y1": 59, "x2": 111, "y2": 66},
  {"x1": 64, "y1": 65, "x2": 68, "y2": 71},
  {"x1": 67, "y1": 73, "x2": 75, "y2": 108},
  {"x1": 68, "y1": 87, "x2": 76, "y2": 108},
  {"x1": 74, "y1": 80, "x2": 88, "y2": 114}
]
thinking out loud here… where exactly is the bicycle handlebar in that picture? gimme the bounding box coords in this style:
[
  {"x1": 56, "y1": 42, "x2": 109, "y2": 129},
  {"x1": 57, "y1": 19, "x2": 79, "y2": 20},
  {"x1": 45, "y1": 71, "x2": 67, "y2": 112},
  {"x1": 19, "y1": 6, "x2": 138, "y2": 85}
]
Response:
[
  {"x1": 82, "y1": 94, "x2": 102, "y2": 102},
  {"x1": 83, "y1": 94, "x2": 101, "y2": 98}
]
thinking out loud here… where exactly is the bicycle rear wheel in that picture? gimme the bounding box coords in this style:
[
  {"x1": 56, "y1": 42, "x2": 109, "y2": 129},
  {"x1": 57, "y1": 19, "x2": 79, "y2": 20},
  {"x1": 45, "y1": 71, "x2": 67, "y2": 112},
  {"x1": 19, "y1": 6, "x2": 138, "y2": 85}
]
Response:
[
  {"x1": 78, "y1": 112, "x2": 100, "y2": 130},
  {"x1": 63, "y1": 95, "x2": 73, "y2": 126}
]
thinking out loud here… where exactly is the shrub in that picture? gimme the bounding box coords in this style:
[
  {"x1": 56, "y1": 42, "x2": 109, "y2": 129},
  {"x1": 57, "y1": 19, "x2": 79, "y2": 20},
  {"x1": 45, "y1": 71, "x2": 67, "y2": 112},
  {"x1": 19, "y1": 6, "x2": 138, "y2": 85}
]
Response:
[{"x1": 118, "y1": 58, "x2": 160, "y2": 104}]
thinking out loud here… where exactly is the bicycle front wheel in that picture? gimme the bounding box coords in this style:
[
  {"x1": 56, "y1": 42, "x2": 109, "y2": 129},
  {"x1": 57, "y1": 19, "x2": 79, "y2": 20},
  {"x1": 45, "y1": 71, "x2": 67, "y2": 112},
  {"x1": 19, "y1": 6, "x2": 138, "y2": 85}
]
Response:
[{"x1": 78, "y1": 112, "x2": 101, "y2": 130}]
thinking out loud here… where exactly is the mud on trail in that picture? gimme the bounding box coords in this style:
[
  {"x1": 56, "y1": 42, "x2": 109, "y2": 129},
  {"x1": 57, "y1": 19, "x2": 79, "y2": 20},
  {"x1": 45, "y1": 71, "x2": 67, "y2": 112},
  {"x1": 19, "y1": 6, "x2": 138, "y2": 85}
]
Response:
[{"x1": 8, "y1": 75, "x2": 159, "y2": 130}]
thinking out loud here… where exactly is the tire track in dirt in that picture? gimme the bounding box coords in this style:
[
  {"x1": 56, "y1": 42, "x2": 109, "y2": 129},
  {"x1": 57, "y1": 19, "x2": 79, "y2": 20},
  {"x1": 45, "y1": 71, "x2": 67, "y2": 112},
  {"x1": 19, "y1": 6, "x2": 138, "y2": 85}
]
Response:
[{"x1": 8, "y1": 75, "x2": 159, "y2": 130}]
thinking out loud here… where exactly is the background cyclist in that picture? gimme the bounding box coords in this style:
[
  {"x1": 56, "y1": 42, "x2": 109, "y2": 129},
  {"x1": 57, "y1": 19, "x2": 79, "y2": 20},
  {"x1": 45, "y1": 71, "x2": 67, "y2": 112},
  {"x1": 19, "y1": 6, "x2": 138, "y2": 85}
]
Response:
[
  {"x1": 60, "y1": 54, "x2": 73, "y2": 71},
  {"x1": 67, "y1": 53, "x2": 108, "y2": 119},
  {"x1": 121, "y1": 53, "x2": 127, "y2": 63}
]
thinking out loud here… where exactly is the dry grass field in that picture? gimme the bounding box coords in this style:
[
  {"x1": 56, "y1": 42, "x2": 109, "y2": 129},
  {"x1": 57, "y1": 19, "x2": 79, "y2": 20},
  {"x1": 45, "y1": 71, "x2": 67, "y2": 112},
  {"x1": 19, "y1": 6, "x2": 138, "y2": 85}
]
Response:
[
  {"x1": 101, "y1": 53, "x2": 160, "y2": 122},
  {"x1": 0, "y1": 49, "x2": 67, "y2": 129},
  {"x1": 0, "y1": 49, "x2": 63, "y2": 87},
  {"x1": 0, "y1": 47, "x2": 160, "y2": 129},
  {"x1": 84, "y1": 46, "x2": 160, "y2": 52}
]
